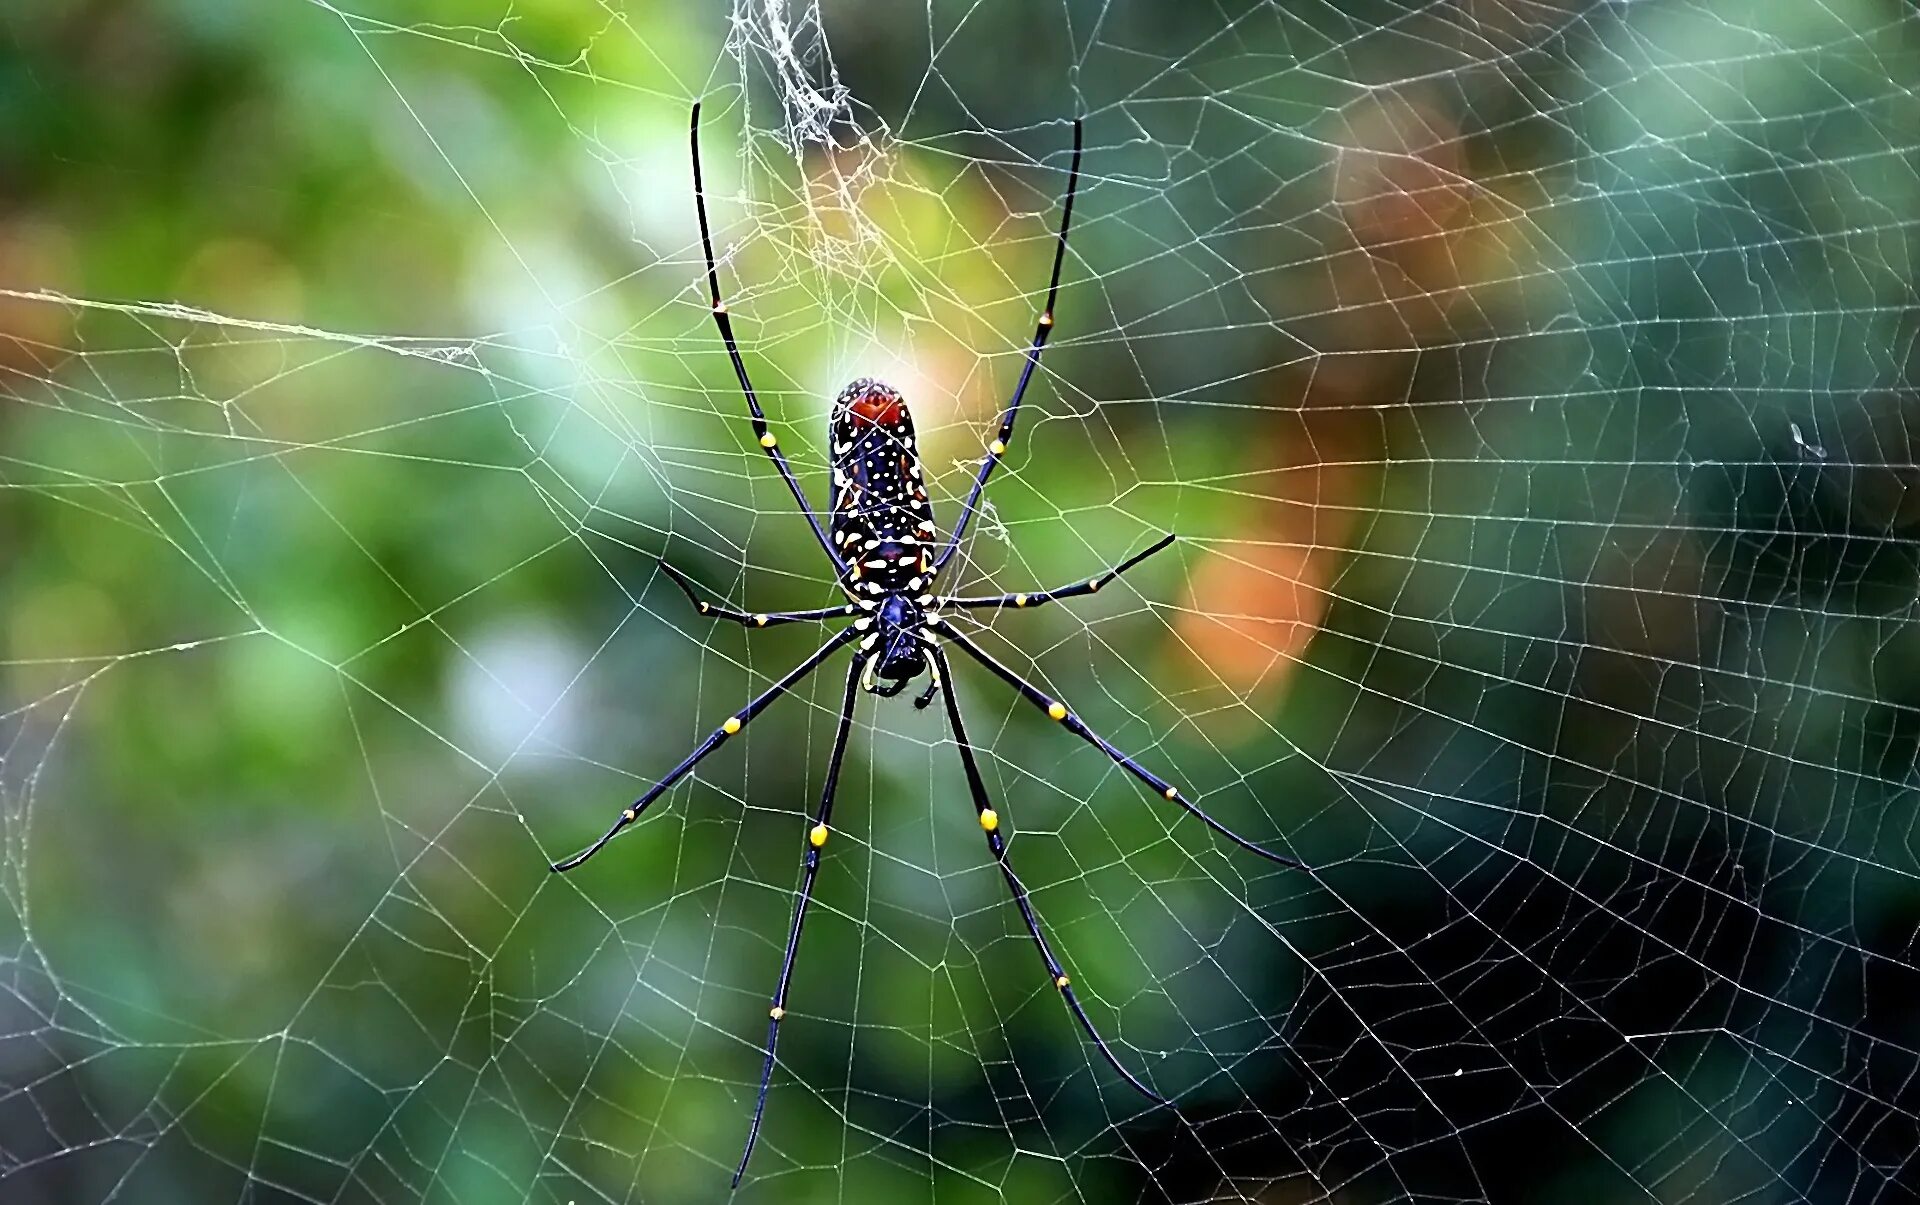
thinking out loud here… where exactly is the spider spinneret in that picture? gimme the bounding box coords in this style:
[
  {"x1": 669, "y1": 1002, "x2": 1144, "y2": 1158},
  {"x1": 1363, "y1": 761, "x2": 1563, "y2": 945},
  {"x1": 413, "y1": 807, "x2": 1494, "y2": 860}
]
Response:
[{"x1": 547, "y1": 102, "x2": 1310, "y2": 1188}]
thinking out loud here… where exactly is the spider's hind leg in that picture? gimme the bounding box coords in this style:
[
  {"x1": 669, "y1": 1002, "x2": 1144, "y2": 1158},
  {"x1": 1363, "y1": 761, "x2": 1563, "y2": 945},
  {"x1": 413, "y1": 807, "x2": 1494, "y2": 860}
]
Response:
[
  {"x1": 934, "y1": 620, "x2": 1310, "y2": 873},
  {"x1": 927, "y1": 645, "x2": 1167, "y2": 1105},
  {"x1": 734, "y1": 657, "x2": 863, "y2": 1186},
  {"x1": 548, "y1": 626, "x2": 857, "y2": 873}
]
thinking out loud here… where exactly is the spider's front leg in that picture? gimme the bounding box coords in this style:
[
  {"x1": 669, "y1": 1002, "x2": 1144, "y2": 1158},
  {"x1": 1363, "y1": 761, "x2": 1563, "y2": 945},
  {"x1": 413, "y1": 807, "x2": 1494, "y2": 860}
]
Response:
[
  {"x1": 936, "y1": 119, "x2": 1083, "y2": 572},
  {"x1": 658, "y1": 559, "x2": 855, "y2": 628},
  {"x1": 691, "y1": 102, "x2": 845, "y2": 572}
]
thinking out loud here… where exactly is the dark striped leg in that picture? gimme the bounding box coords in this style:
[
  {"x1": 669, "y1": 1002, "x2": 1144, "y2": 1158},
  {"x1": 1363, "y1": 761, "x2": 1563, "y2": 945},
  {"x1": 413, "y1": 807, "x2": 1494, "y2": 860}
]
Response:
[
  {"x1": 929, "y1": 646, "x2": 1167, "y2": 1105},
  {"x1": 936, "y1": 120, "x2": 1083, "y2": 571},
  {"x1": 549, "y1": 626, "x2": 857, "y2": 872},
  {"x1": 942, "y1": 533, "x2": 1175, "y2": 612},
  {"x1": 934, "y1": 622, "x2": 1309, "y2": 873},
  {"x1": 658, "y1": 560, "x2": 855, "y2": 628},
  {"x1": 691, "y1": 102, "x2": 845, "y2": 574},
  {"x1": 734, "y1": 658, "x2": 862, "y2": 1186}
]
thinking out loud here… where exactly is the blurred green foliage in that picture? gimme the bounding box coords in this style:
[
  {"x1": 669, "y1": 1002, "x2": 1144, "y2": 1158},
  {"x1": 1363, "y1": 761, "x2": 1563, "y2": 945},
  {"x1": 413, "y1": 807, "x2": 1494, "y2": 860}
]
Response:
[{"x1": 5, "y1": 2, "x2": 1920, "y2": 1204}]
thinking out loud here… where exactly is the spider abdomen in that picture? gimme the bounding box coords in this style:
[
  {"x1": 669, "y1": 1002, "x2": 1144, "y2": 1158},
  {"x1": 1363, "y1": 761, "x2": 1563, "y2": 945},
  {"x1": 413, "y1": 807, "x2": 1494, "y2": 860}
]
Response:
[{"x1": 829, "y1": 377, "x2": 939, "y2": 600}]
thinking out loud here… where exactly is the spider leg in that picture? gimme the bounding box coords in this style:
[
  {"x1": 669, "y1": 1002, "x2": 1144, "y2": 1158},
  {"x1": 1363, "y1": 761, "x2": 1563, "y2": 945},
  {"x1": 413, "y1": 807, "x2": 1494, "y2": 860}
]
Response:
[
  {"x1": 933, "y1": 621, "x2": 1309, "y2": 873},
  {"x1": 658, "y1": 559, "x2": 854, "y2": 628},
  {"x1": 691, "y1": 102, "x2": 846, "y2": 574},
  {"x1": 734, "y1": 658, "x2": 862, "y2": 1186},
  {"x1": 911, "y1": 653, "x2": 942, "y2": 710},
  {"x1": 549, "y1": 626, "x2": 858, "y2": 872},
  {"x1": 936, "y1": 120, "x2": 1083, "y2": 572},
  {"x1": 942, "y1": 533, "x2": 1175, "y2": 612},
  {"x1": 928, "y1": 645, "x2": 1167, "y2": 1105}
]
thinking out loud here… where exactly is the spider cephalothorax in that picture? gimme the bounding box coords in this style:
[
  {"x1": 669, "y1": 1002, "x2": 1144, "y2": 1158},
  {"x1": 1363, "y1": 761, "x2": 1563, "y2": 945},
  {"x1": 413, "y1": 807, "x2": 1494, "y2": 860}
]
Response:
[
  {"x1": 862, "y1": 593, "x2": 929, "y2": 695},
  {"x1": 549, "y1": 103, "x2": 1310, "y2": 1187}
]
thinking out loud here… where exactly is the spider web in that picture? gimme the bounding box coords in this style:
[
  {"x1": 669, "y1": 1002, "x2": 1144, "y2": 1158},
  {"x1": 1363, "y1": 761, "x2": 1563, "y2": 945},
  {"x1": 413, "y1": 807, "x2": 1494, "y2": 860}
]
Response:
[{"x1": 4, "y1": 1, "x2": 1918, "y2": 1201}]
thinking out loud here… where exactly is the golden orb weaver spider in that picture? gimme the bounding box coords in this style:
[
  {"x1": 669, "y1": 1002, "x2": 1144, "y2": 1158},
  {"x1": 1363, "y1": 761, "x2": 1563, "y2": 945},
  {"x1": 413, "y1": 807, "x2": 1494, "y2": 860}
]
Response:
[{"x1": 548, "y1": 102, "x2": 1311, "y2": 1186}]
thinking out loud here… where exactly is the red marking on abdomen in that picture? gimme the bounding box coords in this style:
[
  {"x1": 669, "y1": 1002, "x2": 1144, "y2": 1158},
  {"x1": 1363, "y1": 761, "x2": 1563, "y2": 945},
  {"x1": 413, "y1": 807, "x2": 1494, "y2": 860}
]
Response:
[{"x1": 849, "y1": 392, "x2": 904, "y2": 425}]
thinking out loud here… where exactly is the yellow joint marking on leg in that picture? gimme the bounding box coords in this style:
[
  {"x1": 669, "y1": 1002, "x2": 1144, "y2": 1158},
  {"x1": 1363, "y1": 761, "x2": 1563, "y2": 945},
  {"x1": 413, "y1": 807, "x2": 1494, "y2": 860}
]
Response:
[
  {"x1": 769, "y1": 1006, "x2": 785, "y2": 1021},
  {"x1": 1014, "y1": 593, "x2": 1029, "y2": 607},
  {"x1": 1047, "y1": 702, "x2": 1068, "y2": 722},
  {"x1": 753, "y1": 613, "x2": 769, "y2": 626},
  {"x1": 1087, "y1": 578, "x2": 1101, "y2": 591},
  {"x1": 1164, "y1": 786, "x2": 1179, "y2": 800},
  {"x1": 1040, "y1": 311, "x2": 1054, "y2": 327},
  {"x1": 809, "y1": 823, "x2": 830, "y2": 848},
  {"x1": 1055, "y1": 974, "x2": 1070, "y2": 988},
  {"x1": 698, "y1": 602, "x2": 709, "y2": 613},
  {"x1": 979, "y1": 808, "x2": 999, "y2": 833},
  {"x1": 714, "y1": 302, "x2": 728, "y2": 315},
  {"x1": 623, "y1": 808, "x2": 637, "y2": 823},
  {"x1": 989, "y1": 439, "x2": 1007, "y2": 456},
  {"x1": 760, "y1": 432, "x2": 778, "y2": 448},
  {"x1": 723, "y1": 717, "x2": 742, "y2": 735}
]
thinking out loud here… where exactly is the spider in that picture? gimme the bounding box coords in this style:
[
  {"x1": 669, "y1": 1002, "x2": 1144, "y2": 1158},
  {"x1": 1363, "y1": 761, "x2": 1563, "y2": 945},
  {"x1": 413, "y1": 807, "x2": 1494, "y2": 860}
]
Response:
[{"x1": 550, "y1": 102, "x2": 1310, "y2": 1186}]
